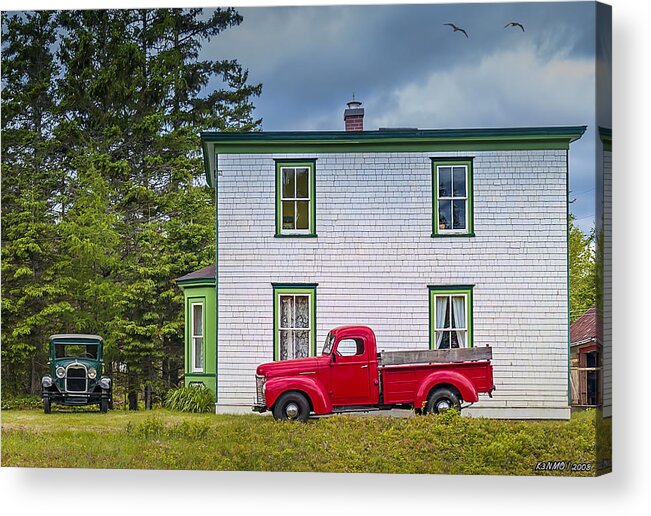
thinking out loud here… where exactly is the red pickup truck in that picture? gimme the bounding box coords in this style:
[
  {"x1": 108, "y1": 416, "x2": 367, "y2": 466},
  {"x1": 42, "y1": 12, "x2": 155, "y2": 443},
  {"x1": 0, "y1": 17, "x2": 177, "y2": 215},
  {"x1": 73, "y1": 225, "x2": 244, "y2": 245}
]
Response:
[{"x1": 254, "y1": 325, "x2": 495, "y2": 421}]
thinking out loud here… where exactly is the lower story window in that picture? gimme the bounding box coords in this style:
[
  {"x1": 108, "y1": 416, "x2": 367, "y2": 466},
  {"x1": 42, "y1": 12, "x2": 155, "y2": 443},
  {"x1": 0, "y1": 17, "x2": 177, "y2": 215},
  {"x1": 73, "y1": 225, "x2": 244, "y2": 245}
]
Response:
[
  {"x1": 429, "y1": 286, "x2": 473, "y2": 349},
  {"x1": 191, "y1": 302, "x2": 204, "y2": 372},
  {"x1": 273, "y1": 284, "x2": 317, "y2": 361}
]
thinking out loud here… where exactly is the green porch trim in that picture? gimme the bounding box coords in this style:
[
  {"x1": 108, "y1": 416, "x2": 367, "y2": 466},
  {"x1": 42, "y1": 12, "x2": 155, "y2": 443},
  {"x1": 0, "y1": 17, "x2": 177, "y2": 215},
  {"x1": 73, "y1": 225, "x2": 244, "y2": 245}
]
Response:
[
  {"x1": 201, "y1": 126, "x2": 587, "y2": 182},
  {"x1": 428, "y1": 285, "x2": 474, "y2": 350},
  {"x1": 275, "y1": 159, "x2": 317, "y2": 237},
  {"x1": 272, "y1": 285, "x2": 317, "y2": 361},
  {"x1": 431, "y1": 158, "x2": 474, "y2": 237}
]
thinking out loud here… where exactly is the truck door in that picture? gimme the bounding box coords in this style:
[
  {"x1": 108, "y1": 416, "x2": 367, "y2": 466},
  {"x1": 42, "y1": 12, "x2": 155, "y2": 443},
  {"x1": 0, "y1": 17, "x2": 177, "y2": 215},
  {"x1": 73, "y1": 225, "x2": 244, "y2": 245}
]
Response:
[{"x1": 331, "y1": 337, "x2": 372, "y2": 406}]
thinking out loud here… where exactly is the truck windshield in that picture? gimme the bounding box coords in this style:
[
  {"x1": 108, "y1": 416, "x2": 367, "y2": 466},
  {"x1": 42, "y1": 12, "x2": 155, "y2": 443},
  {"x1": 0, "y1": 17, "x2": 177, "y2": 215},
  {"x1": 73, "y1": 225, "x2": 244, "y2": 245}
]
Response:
[
  {"x1": 54, "y1": 344, "x2": 98, "y2": 359},
  {"x1": 322, "y1": 333, "x2": 335, "y2": 355}
]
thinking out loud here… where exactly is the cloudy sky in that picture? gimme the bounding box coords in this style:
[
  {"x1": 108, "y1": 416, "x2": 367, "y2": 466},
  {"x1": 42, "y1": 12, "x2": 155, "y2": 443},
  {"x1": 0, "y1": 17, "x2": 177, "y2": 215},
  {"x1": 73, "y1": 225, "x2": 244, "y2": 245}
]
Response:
[{"x1": 204, "y1": 1, "x2": 611, "y2": 234}]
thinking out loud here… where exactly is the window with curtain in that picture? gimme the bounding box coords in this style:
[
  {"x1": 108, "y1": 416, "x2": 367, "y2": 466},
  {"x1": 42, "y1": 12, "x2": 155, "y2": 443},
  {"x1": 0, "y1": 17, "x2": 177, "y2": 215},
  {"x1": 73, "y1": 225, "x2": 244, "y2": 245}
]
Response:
[
  {"x1": 429, "y1": 287, "x2": 473, "y2": 349},
  {"x1": 273, "y1": 285, "x2": 317, "y2": 360}
]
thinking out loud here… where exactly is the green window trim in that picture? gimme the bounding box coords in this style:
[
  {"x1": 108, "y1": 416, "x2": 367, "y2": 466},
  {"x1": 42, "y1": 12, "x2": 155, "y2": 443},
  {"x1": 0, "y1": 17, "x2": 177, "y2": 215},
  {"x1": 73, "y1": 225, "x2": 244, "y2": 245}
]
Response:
[
  {"x1": 272, "y1": 284, "x2": 317, "y2": 361},
  {"x1": 431, "y1": 158, "x2": 474, "y2": 237},
  {"x1": 428, "y1": 286, "x2": 474, "y2": 350},
  {"x1": 275, "y1": 159, "x2": 317, "y2": 237},
  {"x1": 186, "y1": 297, "x2": 206, "y2": 374}
]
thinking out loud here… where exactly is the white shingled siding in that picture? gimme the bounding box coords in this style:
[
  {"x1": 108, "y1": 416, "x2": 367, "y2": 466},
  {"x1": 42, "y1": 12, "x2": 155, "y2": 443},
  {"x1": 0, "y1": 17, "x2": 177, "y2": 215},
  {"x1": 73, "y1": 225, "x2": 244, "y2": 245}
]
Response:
[
  {"x1": 216, "y1": 150, "x2": 570, "y2": 419},
  {"x1": 601, "y1": 149, "x2": 612, "y2": 418}
]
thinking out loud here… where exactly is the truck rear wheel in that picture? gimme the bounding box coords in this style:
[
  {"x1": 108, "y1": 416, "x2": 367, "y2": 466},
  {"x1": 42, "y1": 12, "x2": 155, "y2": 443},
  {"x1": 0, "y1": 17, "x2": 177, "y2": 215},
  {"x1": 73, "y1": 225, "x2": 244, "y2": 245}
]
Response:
[
  {"x1": 272, "y1": 392, "x2": 310, "y2": 422},
  {"x1": 425, "y1": 387, "x2": 461, "y2": 415}
]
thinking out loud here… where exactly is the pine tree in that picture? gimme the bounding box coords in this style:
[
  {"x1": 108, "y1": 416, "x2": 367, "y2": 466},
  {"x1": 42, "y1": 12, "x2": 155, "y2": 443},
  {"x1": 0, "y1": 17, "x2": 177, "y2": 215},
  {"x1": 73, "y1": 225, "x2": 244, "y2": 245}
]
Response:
[
  {"x1": 2, "y1": 8, "x2": 261, "y2": 404},
  {"x1": 1, "y1": 12, "x2": 71, "y2": 395}
]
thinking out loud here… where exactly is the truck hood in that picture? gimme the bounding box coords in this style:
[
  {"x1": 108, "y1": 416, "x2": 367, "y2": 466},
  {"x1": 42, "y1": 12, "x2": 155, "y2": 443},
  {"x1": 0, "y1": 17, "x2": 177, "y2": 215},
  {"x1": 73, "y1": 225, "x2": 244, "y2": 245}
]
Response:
[
  {"x1": 256, "y1": 356, "x2": 328, "y2": 378},
  {"x1": 51, "y1": 358, "x2": 101, "y2": 370}
]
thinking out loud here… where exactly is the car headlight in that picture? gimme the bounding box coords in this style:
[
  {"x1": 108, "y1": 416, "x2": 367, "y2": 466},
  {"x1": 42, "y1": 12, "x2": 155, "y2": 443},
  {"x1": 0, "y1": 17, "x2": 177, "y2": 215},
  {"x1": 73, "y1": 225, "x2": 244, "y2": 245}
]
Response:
[
  {"x1": 99, "y1": 377, "x2": 111, "y2": 390},
  {"x1": 56, "y1": 366, "x2": 65, "y2": 378},
  {"x1": 42, "y1": 376, "x2": 53, "y2": 388},
  {"x1": 88, "y1": 367, "x2": 97, "y2": 379}
]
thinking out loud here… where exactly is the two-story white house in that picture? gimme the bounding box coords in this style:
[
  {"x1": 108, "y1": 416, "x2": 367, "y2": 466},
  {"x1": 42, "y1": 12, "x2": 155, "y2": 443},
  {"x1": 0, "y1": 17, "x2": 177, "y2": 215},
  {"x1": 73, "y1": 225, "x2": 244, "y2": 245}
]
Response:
[{"x1": 177, "y1": 101, "x2": 586, "y2": 419}]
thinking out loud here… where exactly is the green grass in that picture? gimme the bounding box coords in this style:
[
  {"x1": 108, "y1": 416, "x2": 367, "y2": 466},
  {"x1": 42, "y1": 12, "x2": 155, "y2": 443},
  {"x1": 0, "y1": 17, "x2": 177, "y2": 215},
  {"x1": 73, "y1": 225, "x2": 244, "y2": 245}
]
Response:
[{"x1": 1, "y1": 408, "x2": 610, "y2": 476}]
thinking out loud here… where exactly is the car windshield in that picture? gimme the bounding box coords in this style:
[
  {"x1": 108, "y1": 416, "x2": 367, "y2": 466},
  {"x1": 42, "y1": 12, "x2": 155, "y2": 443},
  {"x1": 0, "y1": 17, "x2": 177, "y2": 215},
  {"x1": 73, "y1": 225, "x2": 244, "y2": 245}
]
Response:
[
  {"x1": 54, "y1": 344, "x2": 98, "y2": 359},
  {"x1": 322, "y1": 333, "x2": 335, "y2": 355}
]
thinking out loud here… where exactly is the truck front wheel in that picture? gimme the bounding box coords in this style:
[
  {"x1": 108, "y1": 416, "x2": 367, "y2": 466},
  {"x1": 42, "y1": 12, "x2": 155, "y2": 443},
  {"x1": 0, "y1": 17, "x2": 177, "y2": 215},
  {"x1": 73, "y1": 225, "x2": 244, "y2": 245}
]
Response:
[
  {"x1": 272, "y1": 392, "x2": 310, "y2": 422},
  {"x1": 425, "y1": 387, "x2": 461, "y2": 415},
  {"x1": 43, "y1": 397, "x2": 51, "y2": 414}
]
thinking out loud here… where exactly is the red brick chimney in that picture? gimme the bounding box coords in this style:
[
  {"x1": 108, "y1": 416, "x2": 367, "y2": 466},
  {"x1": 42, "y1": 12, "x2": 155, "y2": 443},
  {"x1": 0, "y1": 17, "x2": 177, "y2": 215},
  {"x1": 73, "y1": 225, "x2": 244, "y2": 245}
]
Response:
[{"x1": 344, "y1": 98, "x2": 364, "y2": 131}]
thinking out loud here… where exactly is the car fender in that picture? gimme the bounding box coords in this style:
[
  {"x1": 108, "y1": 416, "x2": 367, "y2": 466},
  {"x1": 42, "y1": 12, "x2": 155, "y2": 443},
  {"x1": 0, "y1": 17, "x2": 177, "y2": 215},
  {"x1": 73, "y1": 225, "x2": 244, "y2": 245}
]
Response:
[
  {"x1": 265, "y1": 376, "x2": 332, "y2": 414},
  {"x1": 414, "y1": 370, "x2": 479, "y2": 409}
]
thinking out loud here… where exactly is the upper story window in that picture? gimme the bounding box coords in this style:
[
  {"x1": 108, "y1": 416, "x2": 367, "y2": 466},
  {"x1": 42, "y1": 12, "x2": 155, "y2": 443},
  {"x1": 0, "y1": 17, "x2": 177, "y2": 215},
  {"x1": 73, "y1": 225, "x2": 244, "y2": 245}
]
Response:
[
  {"x1": 431, "y1": 158, "x2": 474, "y2": 237},
  {"x1": 275, "y1": 160, "x2": 316, "y2": 237}
]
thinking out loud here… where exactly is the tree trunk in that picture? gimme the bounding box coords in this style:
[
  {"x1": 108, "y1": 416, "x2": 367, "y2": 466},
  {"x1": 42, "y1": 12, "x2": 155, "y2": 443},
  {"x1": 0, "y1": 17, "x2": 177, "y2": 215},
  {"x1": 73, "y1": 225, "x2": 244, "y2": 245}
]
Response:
[{"x1": 128, "y1": 372, "x2": 139, "y2": 410}]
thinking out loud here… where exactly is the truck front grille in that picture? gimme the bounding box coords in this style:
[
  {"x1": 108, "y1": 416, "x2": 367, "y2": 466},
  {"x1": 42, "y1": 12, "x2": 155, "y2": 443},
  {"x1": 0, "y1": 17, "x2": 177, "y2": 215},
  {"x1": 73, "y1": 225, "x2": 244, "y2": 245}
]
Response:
[
  {"x1": 255, "y1": 374, "x2": 266, "y2": 406},
  {"x1": 66, "y1": 365, "x2": 87, "y2": 392}
]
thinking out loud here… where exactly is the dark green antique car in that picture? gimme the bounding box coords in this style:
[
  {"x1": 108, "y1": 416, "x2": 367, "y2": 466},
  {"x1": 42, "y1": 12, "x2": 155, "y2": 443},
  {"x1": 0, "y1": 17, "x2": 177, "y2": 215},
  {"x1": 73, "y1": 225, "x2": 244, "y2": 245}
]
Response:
[{"x1": 41, "y1": 334, "x2": 112, "y2": 413}]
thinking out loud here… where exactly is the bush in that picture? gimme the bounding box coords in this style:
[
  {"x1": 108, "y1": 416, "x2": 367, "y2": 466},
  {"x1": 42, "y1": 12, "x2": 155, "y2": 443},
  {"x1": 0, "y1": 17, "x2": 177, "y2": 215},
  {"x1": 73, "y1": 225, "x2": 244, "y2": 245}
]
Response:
[
  {"x1": 1, "y1": 395, "x2": 42, "y2": 410},
  {"x1": 163, "y1": 386, "x2": 214, "y2": 413}
]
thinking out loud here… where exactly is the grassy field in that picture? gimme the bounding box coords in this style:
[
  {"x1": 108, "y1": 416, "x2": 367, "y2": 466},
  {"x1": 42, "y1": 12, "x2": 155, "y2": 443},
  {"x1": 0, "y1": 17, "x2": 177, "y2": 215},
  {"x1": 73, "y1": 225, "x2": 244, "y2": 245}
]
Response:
[{"x1": 1, "y1": 407, "x2": 610, "y2": 476}]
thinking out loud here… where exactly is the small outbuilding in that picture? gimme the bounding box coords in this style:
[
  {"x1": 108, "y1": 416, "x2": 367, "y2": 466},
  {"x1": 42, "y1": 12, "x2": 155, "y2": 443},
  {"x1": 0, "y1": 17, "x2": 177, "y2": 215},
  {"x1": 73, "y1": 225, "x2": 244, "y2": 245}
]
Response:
[{"x1": 569, "y1": 306, "x2": 602, "y2": 408}]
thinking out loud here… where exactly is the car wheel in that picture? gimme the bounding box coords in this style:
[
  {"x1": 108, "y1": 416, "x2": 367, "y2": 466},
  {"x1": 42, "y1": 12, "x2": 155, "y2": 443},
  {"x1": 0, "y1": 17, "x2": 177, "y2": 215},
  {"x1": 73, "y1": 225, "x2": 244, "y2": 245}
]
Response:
[
  {"x1": 425, "y1": 387, "x2": 461, "y2": 415},
  {"x1": 43, "y1": 397, "x2": 51, "y2": 414},
  {"x1": 100, "y1": 399, "x2": 109, "y2": 413},
  {"x1": 272, "y1": 392, "x2": 310, "y2": 422}
]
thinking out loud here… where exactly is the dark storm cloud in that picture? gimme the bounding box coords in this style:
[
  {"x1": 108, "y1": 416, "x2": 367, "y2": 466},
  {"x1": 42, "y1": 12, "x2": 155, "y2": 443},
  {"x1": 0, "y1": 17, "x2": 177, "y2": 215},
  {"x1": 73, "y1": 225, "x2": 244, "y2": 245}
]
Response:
[
  {"x1": 208, "y1": 2, "x2": 596, "y2": 131},
  {"x1": 203, "y1": 2, "x2": 601, "y2": 233}
]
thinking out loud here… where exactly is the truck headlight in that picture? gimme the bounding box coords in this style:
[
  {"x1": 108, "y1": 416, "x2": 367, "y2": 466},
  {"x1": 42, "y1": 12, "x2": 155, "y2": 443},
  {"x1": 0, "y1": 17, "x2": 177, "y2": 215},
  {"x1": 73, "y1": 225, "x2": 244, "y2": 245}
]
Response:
[
  {"x1": 42, "y1": 376, "x2": 53, "y2": 388},
  {"x1": 55, "y1": 367, "x2": 65, "y2": 378},
  {"x1": 88, "y1": 367, "x2": 97, "y2": 379},
  {"x1": 99, "y1": 377, "x2": 111, "y2": 390}
]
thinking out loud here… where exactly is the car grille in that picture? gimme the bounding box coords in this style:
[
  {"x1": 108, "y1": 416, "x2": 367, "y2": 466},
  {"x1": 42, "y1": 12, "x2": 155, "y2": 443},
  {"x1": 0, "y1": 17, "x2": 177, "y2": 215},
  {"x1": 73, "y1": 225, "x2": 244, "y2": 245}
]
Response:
[
  {"x1": 255, "y1": 374, "x2": 266, "y2": 406},
  {"x1": 66, "y1": 365, "x2": 87, "y2": 392}
]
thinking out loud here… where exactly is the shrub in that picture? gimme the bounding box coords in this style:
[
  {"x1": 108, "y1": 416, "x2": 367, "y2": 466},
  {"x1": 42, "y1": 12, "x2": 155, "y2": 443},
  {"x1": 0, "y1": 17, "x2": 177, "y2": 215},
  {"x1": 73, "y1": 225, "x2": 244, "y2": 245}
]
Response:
[
  {"x1": 1, "y1": 395, "x2": 42, "y2": 410},
  {"x1": 163, "y1": 386, "x2": 214, "y2": 413}
]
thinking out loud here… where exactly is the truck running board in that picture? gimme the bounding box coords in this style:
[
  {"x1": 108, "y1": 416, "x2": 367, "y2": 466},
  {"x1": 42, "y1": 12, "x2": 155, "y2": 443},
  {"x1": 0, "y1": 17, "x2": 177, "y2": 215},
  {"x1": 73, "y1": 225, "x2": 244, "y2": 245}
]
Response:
[{"x1": 379, "y1": 346, "x2": 492, "y2": 366}]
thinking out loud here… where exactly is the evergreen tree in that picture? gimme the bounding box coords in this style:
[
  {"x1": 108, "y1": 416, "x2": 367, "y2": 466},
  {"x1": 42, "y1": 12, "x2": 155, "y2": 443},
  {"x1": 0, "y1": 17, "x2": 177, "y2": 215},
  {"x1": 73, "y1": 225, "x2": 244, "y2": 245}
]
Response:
[
  {"x1": 1, "y1": 12, "x2": 71, "y2": 395},
  {"x1": 569, "y1": 215, "x2": 597, "y2": 323},
  {"x1": 2, "y1": 8, "x2": 261, "y2": 405}
]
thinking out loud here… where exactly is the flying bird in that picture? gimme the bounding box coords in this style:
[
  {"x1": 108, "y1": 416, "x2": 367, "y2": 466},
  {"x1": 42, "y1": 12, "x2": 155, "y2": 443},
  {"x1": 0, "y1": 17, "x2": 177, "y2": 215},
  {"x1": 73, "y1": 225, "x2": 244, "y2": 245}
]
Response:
[
  {"x1": 504, "y1": 22, "x2": 525, "y2": 32},
  {"x1": 444, "y1": 23, "x2": 469, "y2": 38}
]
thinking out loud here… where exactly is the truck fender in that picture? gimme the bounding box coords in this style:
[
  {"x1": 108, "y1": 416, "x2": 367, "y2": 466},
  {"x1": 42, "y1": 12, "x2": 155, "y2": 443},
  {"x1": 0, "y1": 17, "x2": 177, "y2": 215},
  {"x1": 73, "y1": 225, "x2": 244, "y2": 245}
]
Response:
[
  {"x1": 415, "y1": 371, "x2": 479, "y2": 409},
  {"x1": 265, "y1": 376, "x2": 332, "y2": 415}
]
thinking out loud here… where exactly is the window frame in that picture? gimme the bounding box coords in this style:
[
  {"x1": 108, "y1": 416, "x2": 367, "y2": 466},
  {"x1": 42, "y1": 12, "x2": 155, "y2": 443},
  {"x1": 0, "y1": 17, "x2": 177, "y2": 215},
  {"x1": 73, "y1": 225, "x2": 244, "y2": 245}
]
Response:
[
  {"x1": 428, "y1": 285, "x2": 474, "y2": 350},
  {"x1": 272, "y1": 284, "x2": 317, "y2": 361},
  {"x1": 431, "y1": 158, "x2": 474, "y2": 237},
  {"x1": 190, "y1": 301, "x2": 205, "y2": 372},
  {"x1": 275, "y1": 159, "x2": 317, "y2": 237}
]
